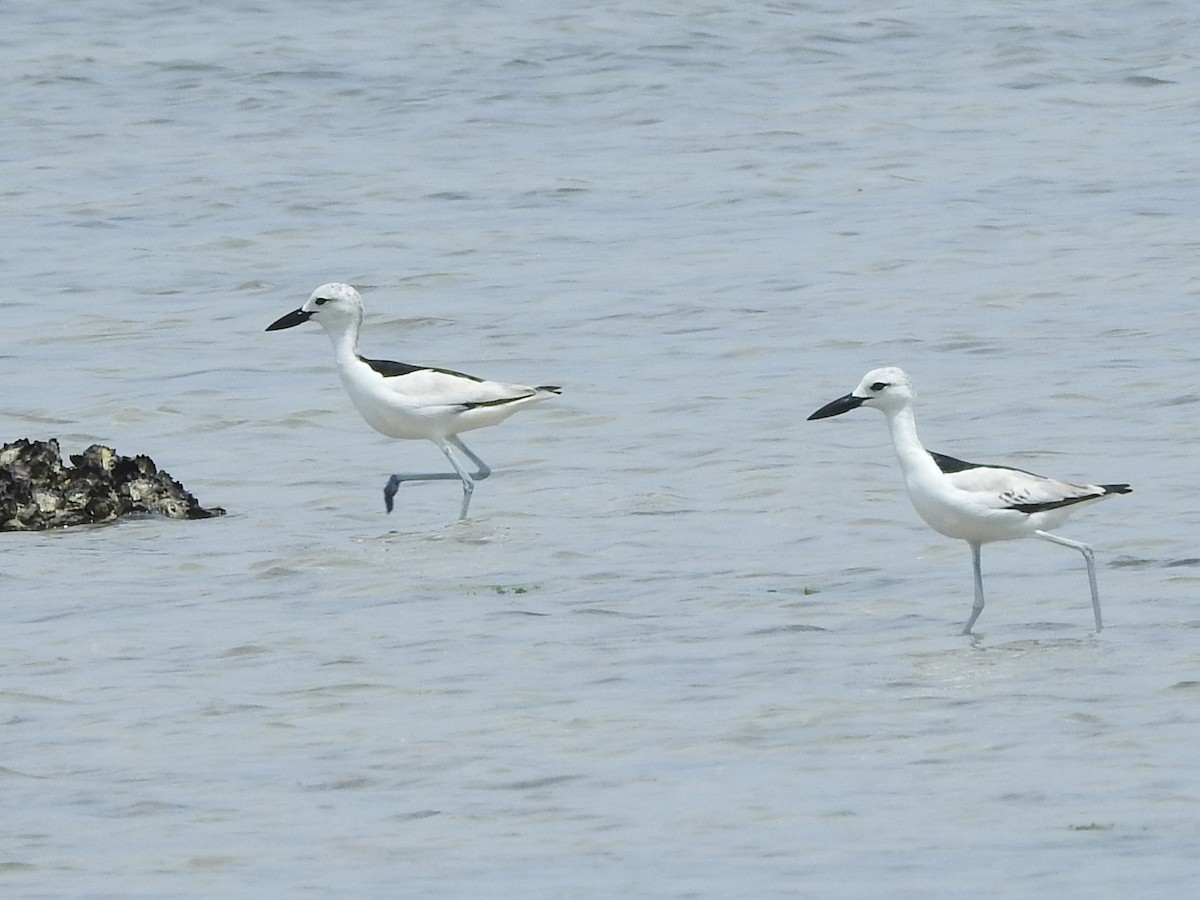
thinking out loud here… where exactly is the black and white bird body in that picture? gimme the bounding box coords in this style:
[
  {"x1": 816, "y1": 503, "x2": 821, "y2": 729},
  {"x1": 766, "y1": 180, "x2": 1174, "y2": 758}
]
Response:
[
  {"x1": 267, "y1": 282, "x2": 560, "y2": 519},
  {"x1": 808, "y1": 367, "x2": 1129, "y2": 633}
]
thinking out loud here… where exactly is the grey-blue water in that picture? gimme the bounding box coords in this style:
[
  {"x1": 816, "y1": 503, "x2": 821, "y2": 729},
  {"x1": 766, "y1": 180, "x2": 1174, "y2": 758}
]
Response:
[{"x1": 3, "y1": 2, "x2": 1199, "y2": 896}]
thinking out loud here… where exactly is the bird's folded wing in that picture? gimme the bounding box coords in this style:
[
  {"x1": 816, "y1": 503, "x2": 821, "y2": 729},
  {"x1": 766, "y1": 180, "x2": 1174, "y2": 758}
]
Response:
[
  {"x1": 380, "y1": 367, "x2": 536, "y2": 409},
  {"x1": 945, "y1": 465, "x2": 1104, "y2": 512}
]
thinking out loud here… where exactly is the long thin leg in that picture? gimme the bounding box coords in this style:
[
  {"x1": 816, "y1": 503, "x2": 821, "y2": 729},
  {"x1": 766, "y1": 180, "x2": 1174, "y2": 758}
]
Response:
[
  {"x1": 1035, "y1": 530, "x2": 1103, "y2": 632},
  {"x1": 383, "y1": 436, "x2": 491, "y2": 518},
  {"x1": 447, "y1": 435, "x2": 491, "y2": 482},
  {"x1": 962, "y1": 542, "x2": 985, "y2": 635}
]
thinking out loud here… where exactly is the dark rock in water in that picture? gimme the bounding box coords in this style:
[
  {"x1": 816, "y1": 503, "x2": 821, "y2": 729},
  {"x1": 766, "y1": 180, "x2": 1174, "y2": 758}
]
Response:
[{"x1": 0, "y1": 438, "x2": 225, "y2": 531}]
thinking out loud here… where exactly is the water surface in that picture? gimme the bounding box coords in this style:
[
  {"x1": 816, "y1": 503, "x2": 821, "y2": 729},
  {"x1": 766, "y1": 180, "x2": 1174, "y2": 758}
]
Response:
[{"x1": 3, "y1": 2, "x2": 1199, "y2": 896}]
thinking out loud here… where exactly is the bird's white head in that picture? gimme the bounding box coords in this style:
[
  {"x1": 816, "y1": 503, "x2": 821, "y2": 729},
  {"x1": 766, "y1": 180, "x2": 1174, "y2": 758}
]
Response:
[
  {"x1": 808, "y1": 366, "x2": 914, "y2": 420},
  {"x1": 265, "y1": 282, "x2": 364, "y2": 336}
]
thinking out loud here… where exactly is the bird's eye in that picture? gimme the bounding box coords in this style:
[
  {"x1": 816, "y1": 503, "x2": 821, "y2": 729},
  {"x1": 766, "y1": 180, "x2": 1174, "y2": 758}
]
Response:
[
  {"x1": 870, "y1": 381, "x2": 888, "y2": 392},
  {"x1": 314, "y1": 297, "x2": 329, "y2": 306}
]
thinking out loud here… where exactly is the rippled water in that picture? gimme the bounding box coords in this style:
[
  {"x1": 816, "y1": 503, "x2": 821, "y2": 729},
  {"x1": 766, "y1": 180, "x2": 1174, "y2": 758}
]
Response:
[{"x1": 4, "y1": 1, "x2": 1200, "y2": 896}]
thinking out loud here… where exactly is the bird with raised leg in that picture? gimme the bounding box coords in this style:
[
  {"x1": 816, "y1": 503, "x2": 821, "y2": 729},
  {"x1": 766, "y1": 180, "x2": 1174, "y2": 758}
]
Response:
[
  {"x1": 266, "y1": 283, "x2": 561, "y2": 520},
  {"x1": 808, "y1": 367, "x2": 1129, "y2": 634}
]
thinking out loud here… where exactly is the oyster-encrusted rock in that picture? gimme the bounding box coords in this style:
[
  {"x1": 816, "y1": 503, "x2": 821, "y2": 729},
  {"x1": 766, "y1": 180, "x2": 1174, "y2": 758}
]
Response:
[{"x1": 0, "y1": 438, "x2": 225, "y2": 531}]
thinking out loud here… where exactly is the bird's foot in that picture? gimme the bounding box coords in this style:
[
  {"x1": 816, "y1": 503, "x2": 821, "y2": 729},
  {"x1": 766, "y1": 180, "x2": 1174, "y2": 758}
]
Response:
[{"x1": 383, "y1": 475, "x2": 403, "y2": 513}]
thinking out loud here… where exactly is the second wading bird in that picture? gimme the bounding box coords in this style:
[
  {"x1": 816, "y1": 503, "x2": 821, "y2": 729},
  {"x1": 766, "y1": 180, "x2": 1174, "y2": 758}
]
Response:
[
  {"x1": 808, "y1": 367, "x2": 1129, "y2": 634},
  {"x1": 267, "y1": 283, "x2": 561, "y2": 520}
]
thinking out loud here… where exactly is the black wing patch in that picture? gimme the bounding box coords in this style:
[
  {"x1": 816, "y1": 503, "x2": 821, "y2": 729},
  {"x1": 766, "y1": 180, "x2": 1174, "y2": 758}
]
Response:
[
  {"x1": 359, "y1": 356, "x2": 484, "y2": 382},
  {"x1": 460, "y1": 385, "x2": 559, "y2": 409},
  {"x1": 461, "y1": 394, "x2": 536, "y2": 410},
  {"x1": 929, "y1": 451, "x2": 979, "y2": 474},
  {"x1": 1004, "y1": 494, "x2": 1103, "y2": 514},
  {"x1": 1004, "y1": 483, "x2": 1131, "y2": 514},
  {"x1": 930, "y1": 451, "x2": 1036, "y2": 477}
]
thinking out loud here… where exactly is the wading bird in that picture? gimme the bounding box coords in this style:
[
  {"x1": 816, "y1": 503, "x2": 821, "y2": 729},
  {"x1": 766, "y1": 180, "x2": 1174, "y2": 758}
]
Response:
[
  {"x1": 808, "y1": 367, "x2": 1129, "y2": 633},
  {"x1": 267, "y1": 283, "x2": 560, "y2": 519}
]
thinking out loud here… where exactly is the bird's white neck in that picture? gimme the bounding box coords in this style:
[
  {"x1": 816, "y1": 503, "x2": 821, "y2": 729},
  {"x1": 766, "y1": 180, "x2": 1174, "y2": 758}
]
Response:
[
  {"x1": 883, "y1": 404, "x2": 934, "y2": 474},
  {"x1": 324, "y1": 319, "x2": 361, "y2": 367}
]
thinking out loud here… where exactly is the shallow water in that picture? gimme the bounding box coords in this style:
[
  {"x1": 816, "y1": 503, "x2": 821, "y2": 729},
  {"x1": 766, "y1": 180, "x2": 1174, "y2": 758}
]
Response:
[{"x1": 3, "y1": 1, "x2": 1200, "y2": 896}]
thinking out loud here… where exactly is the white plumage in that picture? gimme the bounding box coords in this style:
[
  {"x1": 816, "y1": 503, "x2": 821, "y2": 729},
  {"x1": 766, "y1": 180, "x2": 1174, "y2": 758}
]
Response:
[
  {"x1": 267, "y1": 282, "x2": 560, "y2": 519},
  {"x1": 809, "y1": 367, "x2": 1129, "y2": 633}
]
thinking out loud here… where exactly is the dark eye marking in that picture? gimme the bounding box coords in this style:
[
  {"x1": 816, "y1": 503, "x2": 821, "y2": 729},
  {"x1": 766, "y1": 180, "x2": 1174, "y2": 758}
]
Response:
[
  {"x1": 314, "y1": 297, "x2": 330, "y2": 306},
  {"x1": 870, "y1": 381, "x2": 888, "y2": 391}
]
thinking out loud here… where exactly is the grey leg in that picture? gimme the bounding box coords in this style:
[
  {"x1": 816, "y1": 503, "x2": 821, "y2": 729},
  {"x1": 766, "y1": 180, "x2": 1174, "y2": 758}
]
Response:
[
  {"x1": 448, "y1": 435, "x2": 492, "y2": 483},
  {"x1": 962, "y1": 542, "x2": 985, "y2": 635},
  {"x1": 383, "y1": 436, "x2": 491, "y2": 518},
  {"x1": 1035, "y1": 530, "x2": 1103, "y2": 632}
]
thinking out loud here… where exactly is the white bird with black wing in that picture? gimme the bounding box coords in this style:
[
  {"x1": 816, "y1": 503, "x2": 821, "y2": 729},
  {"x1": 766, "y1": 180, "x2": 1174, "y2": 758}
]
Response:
[
  {"x1": 267, "y1": 283, "x2": 561, "y2": 520},
  {"x1": 808, "y1": 367, "x2": 1129, "y2": 634}
]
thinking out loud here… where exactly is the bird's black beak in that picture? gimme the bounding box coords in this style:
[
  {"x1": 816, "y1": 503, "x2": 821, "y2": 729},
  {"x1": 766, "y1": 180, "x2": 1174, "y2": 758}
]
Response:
[
  {"x1": 265, "y1": 308, "x2": 313, "y2": 332},
  {"x1": 807, "y1": 393, "x2": 865, "y2": 420}
]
